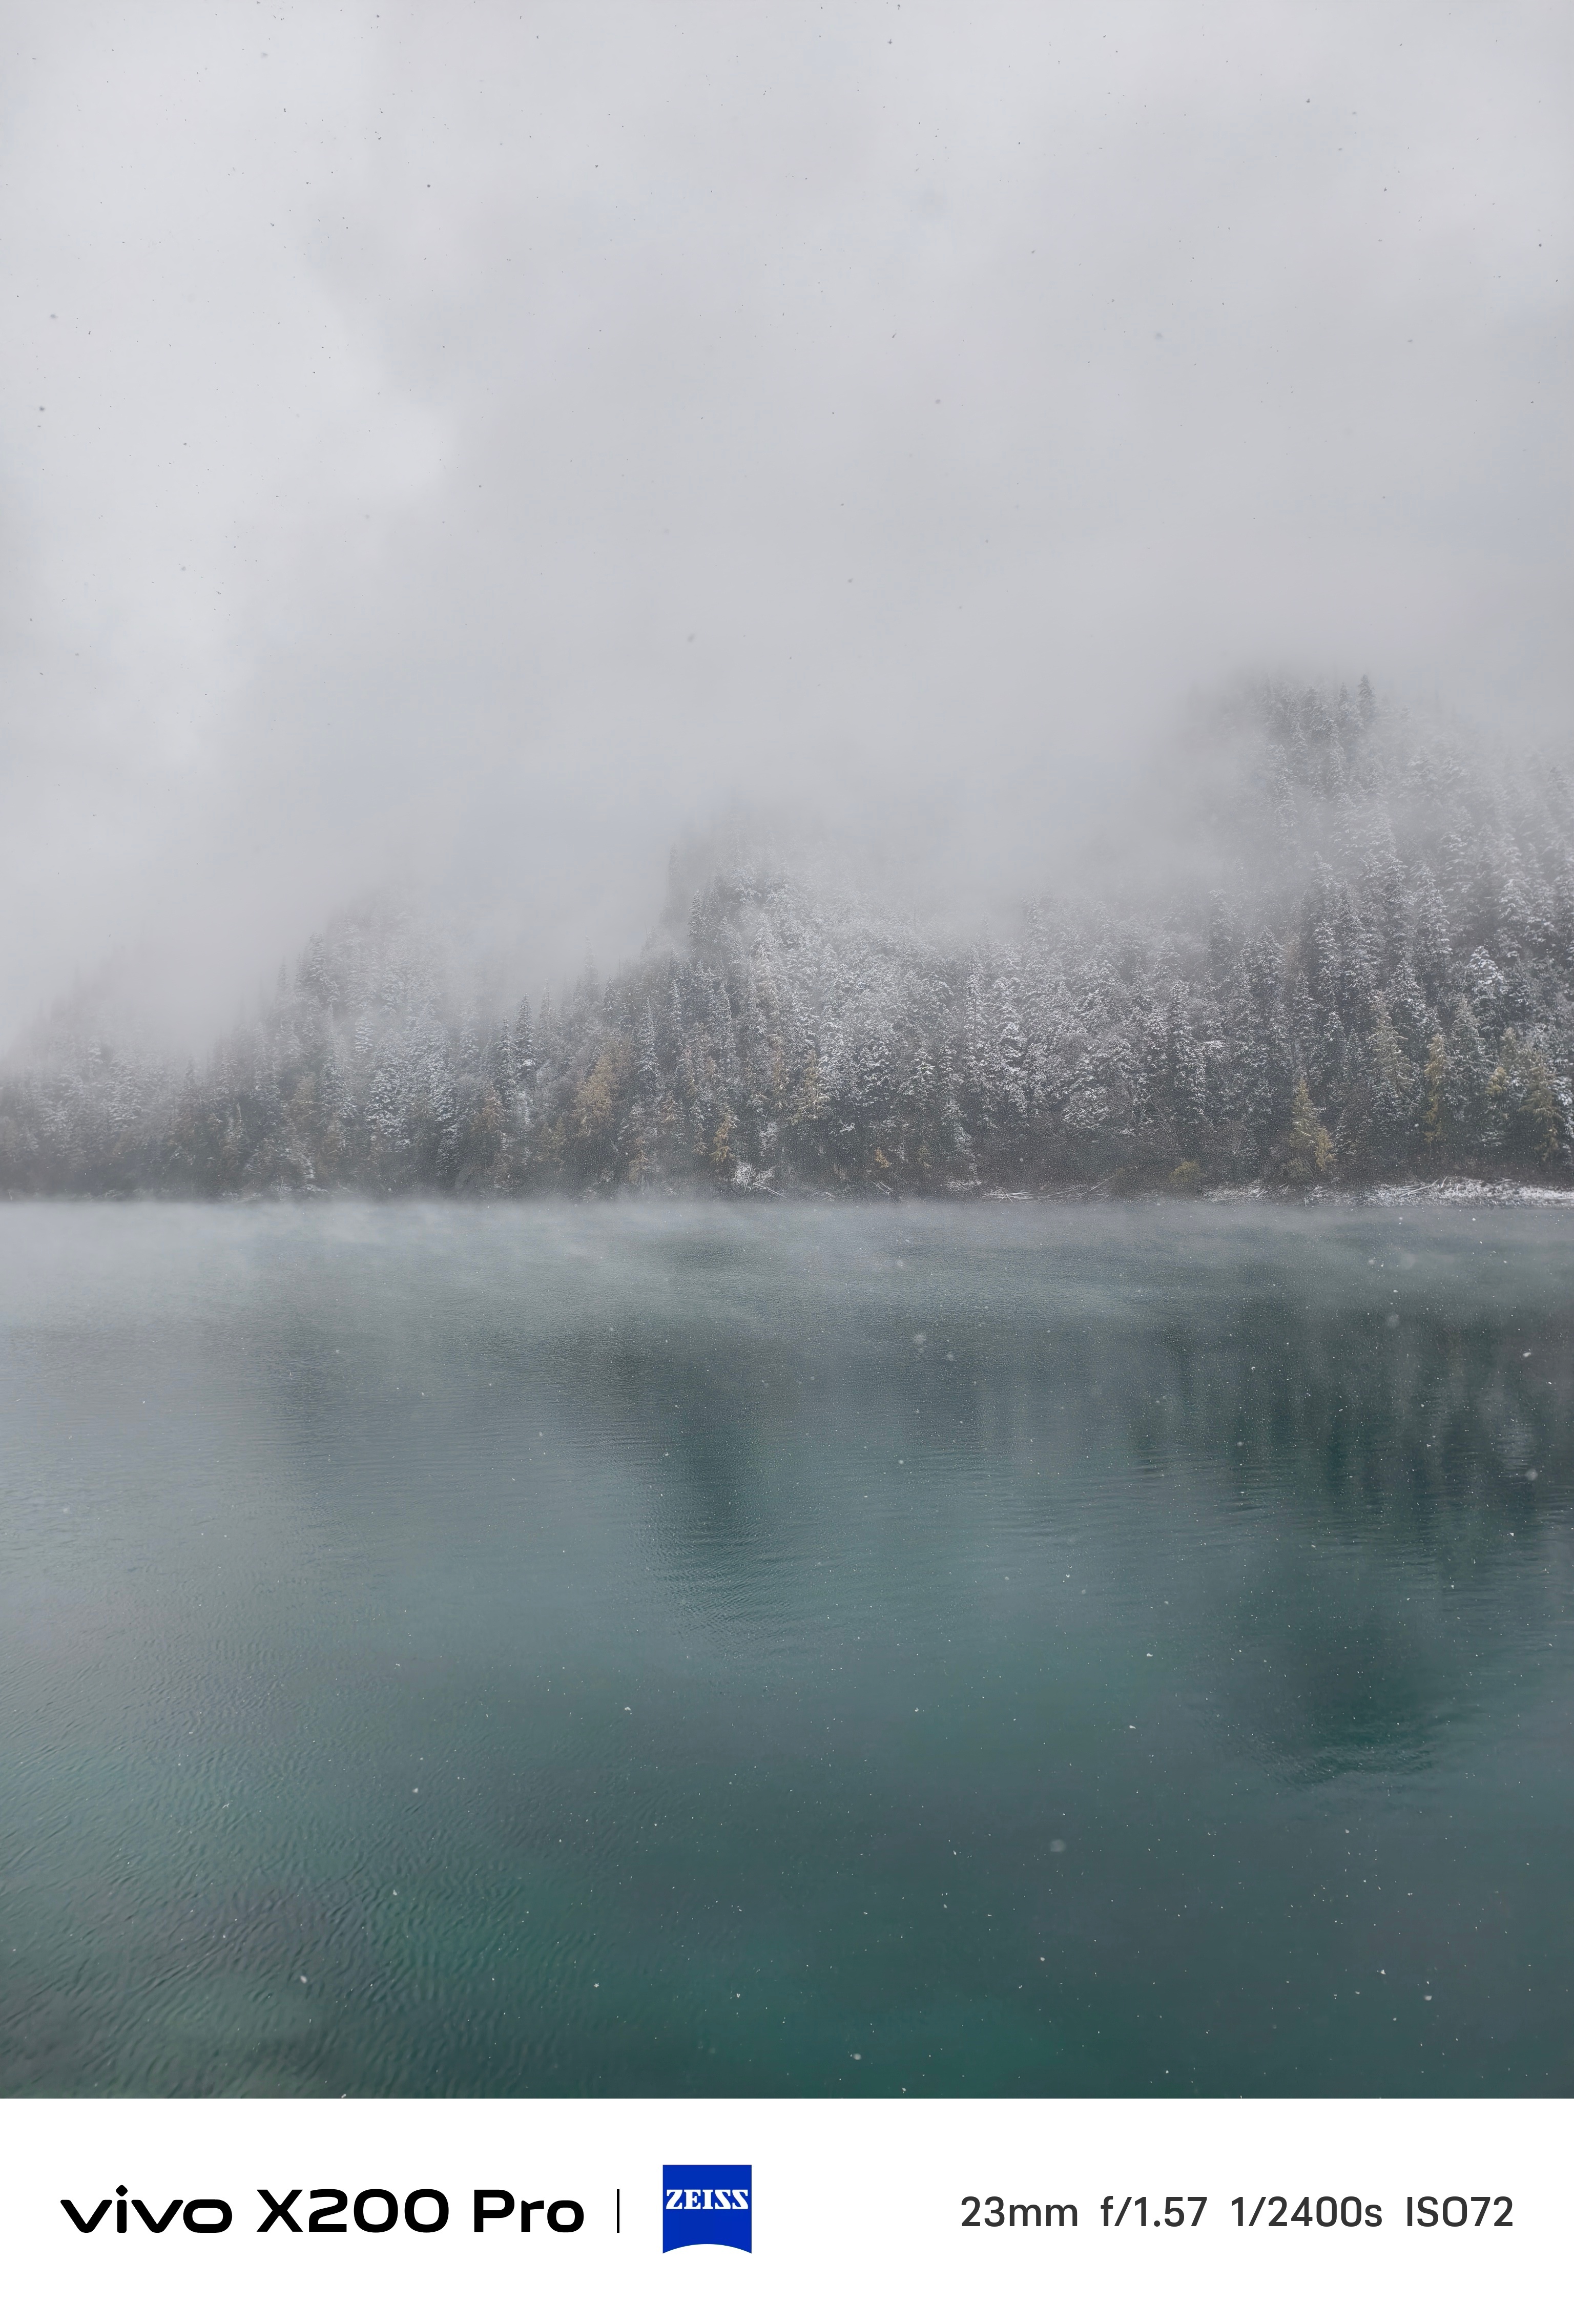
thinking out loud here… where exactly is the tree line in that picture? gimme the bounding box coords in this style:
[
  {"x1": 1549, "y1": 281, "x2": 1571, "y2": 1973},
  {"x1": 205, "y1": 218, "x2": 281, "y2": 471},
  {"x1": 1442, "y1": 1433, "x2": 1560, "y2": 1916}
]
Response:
[{"x1": 3, "y1": 680, "x2": 1571, "y2": 1197}]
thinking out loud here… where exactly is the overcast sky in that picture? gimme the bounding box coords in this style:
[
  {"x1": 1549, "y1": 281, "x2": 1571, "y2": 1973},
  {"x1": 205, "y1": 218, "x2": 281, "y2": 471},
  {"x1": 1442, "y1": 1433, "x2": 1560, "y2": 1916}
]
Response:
[{"x1": 3, "y1": 0, "x2": 1568, "y2": 1050}]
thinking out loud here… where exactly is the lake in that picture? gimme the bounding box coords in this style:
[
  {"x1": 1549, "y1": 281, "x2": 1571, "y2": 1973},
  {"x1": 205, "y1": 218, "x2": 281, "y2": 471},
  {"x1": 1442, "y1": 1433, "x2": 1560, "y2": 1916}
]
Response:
[{"x1": 1, "y1": 1198, "x2": 1570, "y2": 2097}]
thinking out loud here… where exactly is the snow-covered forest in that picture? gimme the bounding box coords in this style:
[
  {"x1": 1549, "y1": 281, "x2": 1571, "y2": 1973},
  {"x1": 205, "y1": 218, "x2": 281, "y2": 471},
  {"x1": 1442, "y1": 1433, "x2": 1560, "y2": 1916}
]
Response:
[{"x1": 4, "y1": 681, "x2": 1571, "y2": 1198}]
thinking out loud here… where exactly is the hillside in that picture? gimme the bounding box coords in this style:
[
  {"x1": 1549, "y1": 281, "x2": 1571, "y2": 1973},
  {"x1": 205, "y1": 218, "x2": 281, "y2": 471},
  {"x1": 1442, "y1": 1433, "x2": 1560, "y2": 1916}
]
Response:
[{"x1": 3, "y1": 680, "x2": 1571, "y2": 1197}]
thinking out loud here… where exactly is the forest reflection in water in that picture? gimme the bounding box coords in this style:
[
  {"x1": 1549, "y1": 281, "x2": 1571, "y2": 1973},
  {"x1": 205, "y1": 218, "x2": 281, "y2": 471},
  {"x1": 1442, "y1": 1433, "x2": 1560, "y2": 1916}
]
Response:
[{"x1": 1, "y1": 1199, "x2": 1569, "y2": 2096}]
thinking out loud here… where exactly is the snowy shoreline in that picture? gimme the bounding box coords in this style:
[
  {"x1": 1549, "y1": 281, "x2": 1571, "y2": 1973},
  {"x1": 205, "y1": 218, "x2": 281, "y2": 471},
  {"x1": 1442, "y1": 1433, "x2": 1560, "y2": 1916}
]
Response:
[
  {"x1": 6, "y1": 1172, "x2": 1573, "y2": 1209},
  {"x1": 1205, "y1": 1177, "x2": 1574, "y2": 1209},
  {"x1": 667, "y1": 1172, "x2": 1574, "y2": 1207}
]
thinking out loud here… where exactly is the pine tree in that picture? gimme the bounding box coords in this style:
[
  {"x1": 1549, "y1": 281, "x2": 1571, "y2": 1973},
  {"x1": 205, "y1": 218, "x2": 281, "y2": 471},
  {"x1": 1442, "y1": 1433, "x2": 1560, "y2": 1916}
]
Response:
[
  {"x1": 1286, "y1": 1076, "x2": 1334, "y2": 1183},
  {"x1": 1422, "y1": 1032, "x2": 1448, "y2": 1155}
]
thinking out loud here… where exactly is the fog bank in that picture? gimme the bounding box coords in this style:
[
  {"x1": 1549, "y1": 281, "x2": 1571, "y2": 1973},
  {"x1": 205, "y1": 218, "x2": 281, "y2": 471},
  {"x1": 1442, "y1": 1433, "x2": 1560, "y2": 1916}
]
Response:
[{"x1": 3, "y1": 0, "x2": 1568, "y2": 1052}]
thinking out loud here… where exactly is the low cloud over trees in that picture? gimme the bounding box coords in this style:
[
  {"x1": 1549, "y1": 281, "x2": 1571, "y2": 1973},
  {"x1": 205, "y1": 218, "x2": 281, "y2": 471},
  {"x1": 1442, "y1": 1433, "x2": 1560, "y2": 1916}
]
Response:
[{"x1": 4, "y1": 682, "x2": 1571, "y2": 1197}]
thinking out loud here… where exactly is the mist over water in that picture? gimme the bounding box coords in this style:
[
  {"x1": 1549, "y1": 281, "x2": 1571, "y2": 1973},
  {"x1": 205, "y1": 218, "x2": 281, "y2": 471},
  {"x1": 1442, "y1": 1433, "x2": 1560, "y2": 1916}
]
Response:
[{"x1": 3, "y1": 1200, "x2": 1570, "y2": 2097}]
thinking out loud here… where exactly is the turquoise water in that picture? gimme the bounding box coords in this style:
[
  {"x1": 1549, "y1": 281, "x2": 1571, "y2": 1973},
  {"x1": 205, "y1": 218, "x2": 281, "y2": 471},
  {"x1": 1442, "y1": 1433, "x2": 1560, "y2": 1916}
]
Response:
[{"x1": 1, "y1": 1199, "x2": 1570, "y2": 2096}]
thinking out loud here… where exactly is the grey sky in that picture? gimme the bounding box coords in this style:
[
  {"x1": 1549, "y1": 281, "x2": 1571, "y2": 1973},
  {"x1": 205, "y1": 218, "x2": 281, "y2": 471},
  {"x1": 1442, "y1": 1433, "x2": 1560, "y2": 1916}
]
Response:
[{"x1": 3, "y1": 0, "x2": 1568, "y2": 1051}]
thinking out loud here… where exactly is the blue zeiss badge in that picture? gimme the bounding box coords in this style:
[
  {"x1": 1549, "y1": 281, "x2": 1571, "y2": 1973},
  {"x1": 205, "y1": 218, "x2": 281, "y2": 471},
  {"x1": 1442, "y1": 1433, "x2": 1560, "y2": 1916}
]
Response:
[{"x1": 662, "y1": 2164, "x2": 752, "y2": 2253}]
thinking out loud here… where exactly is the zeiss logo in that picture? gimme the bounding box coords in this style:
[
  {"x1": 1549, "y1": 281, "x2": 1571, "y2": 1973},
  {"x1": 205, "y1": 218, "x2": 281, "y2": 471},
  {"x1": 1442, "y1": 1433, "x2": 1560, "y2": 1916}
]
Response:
[{"x1": 662, "y1": 2165, "x2": 752, "y2": 2254}]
